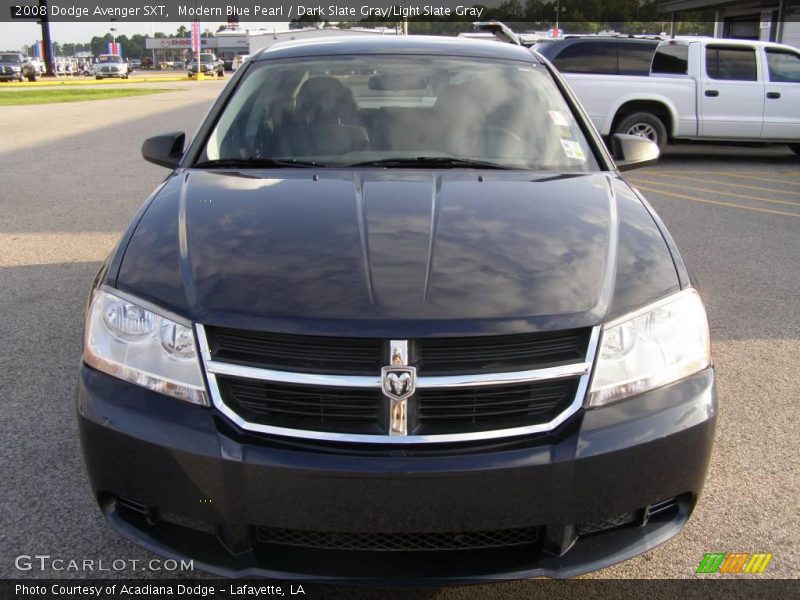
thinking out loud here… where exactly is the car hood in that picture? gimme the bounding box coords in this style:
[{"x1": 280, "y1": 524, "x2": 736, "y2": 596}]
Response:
[{"x1": 115, "y1": 170, "x2": 680, "y2": 337}]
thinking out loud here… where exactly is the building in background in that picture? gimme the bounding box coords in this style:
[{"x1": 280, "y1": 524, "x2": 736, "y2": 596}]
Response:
[
  {"x1": 247, "y1": 27, "x2": 398, "y2": 54},
  {"x1": 144, "y1": 32, "x2": 249, "y2": 67},
  {"x1": 659, "y1": 0, "x2": 800, "y2": 46},
  {"x1": 144, "y1": 27, "x2": 398, "y2": 69}
]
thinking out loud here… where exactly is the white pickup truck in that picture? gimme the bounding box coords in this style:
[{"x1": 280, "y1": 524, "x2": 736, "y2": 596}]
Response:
[{"x1": 559, "y1": 37, "x2": 800, "y2": 154}]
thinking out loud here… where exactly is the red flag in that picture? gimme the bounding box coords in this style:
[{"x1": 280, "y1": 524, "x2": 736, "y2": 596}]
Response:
[{"x1": 192, "y1": 20, "x2": 201, "y2": 54}]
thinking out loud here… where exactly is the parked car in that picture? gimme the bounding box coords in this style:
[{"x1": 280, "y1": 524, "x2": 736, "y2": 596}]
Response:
[
  {"x1": 535, "y1": 36, "x2": 661, "y2": 77},
  {"x1": 188, "y1": 52, "x2": 225, "y2": 77},
  {"x1": 140, "y1": 56, "x2": 154, "y2": 69},
  {"x1": 79, "y1": 36, "x2": 715, "y2": 581},
  {"x1": 95, "y1": 54, "x2": 128, "y2": 79},
  {"x1": 80, "y1": 61, "x2": 95, "y2": 77},
  {"x1": 0, "y1": 52, "x2": 25, "y2": 82},
  {"x1": 130, "y1": 59, "x2": 141, "y2": 69},
  {"x1": 542, "y1": 37, "x2": 800, "y2": 153},
  {"x1": 232, "y1": 53, "x2": 250, "y2": 71},
  {"x1": 24, "y1": 56, "x2": 44, "y2": 80}
]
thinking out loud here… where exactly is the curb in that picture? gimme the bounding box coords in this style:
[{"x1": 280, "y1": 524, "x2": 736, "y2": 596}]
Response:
[{"x1": 0, "y1": 76, "x2": 217, "y2": 87}]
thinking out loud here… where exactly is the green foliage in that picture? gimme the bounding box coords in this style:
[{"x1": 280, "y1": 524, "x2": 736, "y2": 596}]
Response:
[{"x1": 0, "y1": 88, "x2": 173, "y2": 106}]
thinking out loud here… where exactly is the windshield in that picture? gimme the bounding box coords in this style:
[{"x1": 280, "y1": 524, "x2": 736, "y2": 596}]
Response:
[
  {"x1": 98, "y1": 55, "x2": 123, "y2": 63},
  {"x1": 200, "y1": 54, "x2": 215, "y2": 62},
  {"x1": 200, "y1": 55, "x2": 598, "y2": 171},
  {"x1": 0, "y1": 54, "x2": 21, "y2": 63}
]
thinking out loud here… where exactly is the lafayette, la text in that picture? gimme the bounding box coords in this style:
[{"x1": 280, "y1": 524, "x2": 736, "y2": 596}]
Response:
[{"x1": 16, "y1": 583, "x2": 305, "y2": 597}]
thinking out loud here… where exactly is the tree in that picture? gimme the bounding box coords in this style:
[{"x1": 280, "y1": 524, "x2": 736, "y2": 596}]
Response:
[{"x1": 176, "y1": 25, "x2": 188, "y2": 37}]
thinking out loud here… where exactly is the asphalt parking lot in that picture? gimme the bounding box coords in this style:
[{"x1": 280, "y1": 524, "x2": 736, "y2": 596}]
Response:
[{"x1": 0, "y1": 80, "x2": 798, "y2": 593}]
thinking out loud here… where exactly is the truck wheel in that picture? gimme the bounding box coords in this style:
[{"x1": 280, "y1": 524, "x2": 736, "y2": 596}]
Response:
[
  {"x1": 96, "y1": 75, "x2": 103, "y2": 80},
  {"x1": 789, "y1": 144, "x2": 800, "y2": 156},
  {"x1": 614, "y1": 112, "x2": 668, "y2": 151},
  {"x1": 28, "y1": 73, "x2": 36, "y2": 82}
]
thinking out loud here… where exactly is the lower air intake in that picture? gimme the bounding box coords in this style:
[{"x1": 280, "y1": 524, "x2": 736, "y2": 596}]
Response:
[{"x1": 255, "y1": 526, "x2": 539, "y2": 552}]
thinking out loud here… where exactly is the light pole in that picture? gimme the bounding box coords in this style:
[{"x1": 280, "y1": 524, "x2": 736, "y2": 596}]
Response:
[
  {"x1": 110, "y1": 18, "x2": 117, "y2": 54},
  {"x1": 555, "y1": 1, "x2": 566, "y2": 34}
]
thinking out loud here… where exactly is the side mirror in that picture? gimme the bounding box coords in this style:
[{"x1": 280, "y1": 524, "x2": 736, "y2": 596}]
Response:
[
  {"x1": 142, "y1": 132, "x2": 185, "y2": 169},
  {"x1": 610, "y1": 134, "x2": 659, "y2": 172}
]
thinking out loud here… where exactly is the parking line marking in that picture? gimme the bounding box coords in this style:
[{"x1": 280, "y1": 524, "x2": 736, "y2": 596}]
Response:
[
  {"x1": 651, "y1": 170, "x2": 800, "y2": 185},
  {"x1": 635, "y1": 171, "x2": 800, "y2": 197},
  {"x1": 634, "y1": 185, "x2": 800, "y2": 218},
  {"x1": 629, "y1": 177, "x2": 800, "y2": 208}
]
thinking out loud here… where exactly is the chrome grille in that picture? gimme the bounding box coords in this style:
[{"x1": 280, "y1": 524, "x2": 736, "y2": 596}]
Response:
[
  {"x1": 198, "y1": 325, "x2": 599, "y2": 444},
  {"x1": 417, "y1": 329, "x2": 591, "y2": 374},
  {"x1": 204, "y1": 325, "x2": 590, "y2": 375},
  {"x1": 415, "y1": 379, "x2": 580, "y2": 435},
  {"x1": 205, "y1": 326, "x2": 382, "y2": 374},
  {"x1": 217, "y1": 376, "x2": 383, "y2": 434}
]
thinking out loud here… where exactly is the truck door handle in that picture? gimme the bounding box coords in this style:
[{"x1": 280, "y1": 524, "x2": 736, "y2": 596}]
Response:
[
  {"x1": 705, "y1": 90, "x2": 719, "y2": 97},
  {"x1": 766, "y1": 92, "x2": 781, "y2": 99}
]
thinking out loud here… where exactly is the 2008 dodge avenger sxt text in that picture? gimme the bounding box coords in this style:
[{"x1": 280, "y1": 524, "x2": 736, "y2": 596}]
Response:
[{"x1": 77, "y1": 36, "x2": 716, "y2": 582}]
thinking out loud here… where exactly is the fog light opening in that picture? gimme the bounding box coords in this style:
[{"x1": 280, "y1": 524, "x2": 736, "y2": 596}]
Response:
[
  {"x1": 115, "y1": 496, "x2": 158, "y2": 526},
  {"x1": 640, "y1": 496, "x2": 680, "y2": 526}
]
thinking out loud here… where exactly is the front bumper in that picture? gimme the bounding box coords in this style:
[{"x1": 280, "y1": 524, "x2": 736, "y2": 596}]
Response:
[{"x1": 78, "y1": 365, "x2": 716, "y2": 582}]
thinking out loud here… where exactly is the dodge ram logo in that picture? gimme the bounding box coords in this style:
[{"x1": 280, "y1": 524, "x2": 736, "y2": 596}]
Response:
[{"x1": 381, "y1": 366, "x2": 416, "y2": 401}]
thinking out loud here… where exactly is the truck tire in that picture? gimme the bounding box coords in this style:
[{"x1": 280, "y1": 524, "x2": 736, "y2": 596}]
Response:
[
  {"x1": 789, "y1": 144, "x2": 800, "y2": 156},
  {"x1": 614, "y1": 112, "x2": 668, "y2": 151}
]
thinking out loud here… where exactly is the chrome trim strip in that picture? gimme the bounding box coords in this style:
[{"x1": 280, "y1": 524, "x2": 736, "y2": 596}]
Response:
[
  {"x1": 196, "y1": 324, "x2": 600, "y2": 445},
  {"x1": 205, "y1": 359, "x2": 382, "y2": 388},
  {"x1": 203, "y1": 358, "x2": 591, "y2": 389},
  {"x1": 390, "y1": 340, "x2": 408, "y2": 366},
  {"x1": 416, "y1": 363, "x2": 591, "y2": 388}
]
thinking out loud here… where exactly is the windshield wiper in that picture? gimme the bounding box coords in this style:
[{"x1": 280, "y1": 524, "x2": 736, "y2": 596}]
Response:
[
  {"x1": 193, "y1": 158, "x2": 331, "y2": 169},
  {"x1": 346, "y1": 156, "x2": 516, "y2": 170}
]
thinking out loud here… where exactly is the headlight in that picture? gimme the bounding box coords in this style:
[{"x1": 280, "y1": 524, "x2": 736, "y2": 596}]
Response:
[
  {"x1": 587, "y1": 289, "x2": 711, "y2": 407},
  {"x1": 84, "y1": 289, "x2": 208, "y2": 405}
]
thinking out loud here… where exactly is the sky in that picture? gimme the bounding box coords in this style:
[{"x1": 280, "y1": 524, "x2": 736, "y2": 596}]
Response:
[{"x1": 0, "y1": 21, "x2": 291, "y2": 50}]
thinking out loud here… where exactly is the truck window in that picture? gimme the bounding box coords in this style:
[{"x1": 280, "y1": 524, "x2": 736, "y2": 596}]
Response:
[
  {"x1": 705, "y1": 46, "x2": 757, "y2": 81},
  {"x1": 765, "y1": 49, "x2": 800, "y2": 83},
  {"x1": 651, "y1": 44, "x2": 688, "y2": 75},
  {"x1": 552, "y1": 41, "x2": 618, "y2": 75},
  {"x1": 618, "y1": 43, "x2": 658, "y2": 75}
]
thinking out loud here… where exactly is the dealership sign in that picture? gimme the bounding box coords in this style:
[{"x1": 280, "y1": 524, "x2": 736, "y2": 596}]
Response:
[{"x1": 145, "y1": 36, "x2": 248, "y2": 50}]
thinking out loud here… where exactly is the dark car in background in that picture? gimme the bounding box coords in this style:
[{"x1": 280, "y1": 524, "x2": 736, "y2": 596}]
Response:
[
  {"x1": 0, "y1": 52, "x2": 29, "y2": 82},
  {"x1": 78, "y1": 35, "x2": 715, "y2": 582},
  {"x1": 535, "y1": 37, "x2": 661, "y2": 76}
]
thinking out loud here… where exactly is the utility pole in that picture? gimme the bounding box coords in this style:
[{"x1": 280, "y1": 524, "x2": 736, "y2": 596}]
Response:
[
  {"x1": 554, "y1": 0, "x2": 566, "y2": 35},
  {"x1": 39, "y1": 0, "x2": 55, "y2": 76}
]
